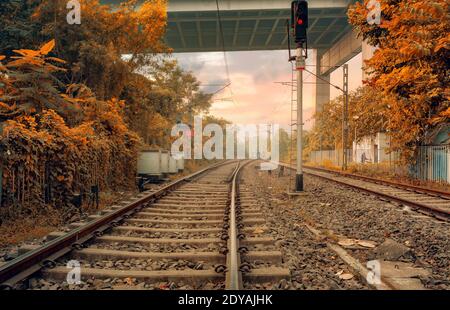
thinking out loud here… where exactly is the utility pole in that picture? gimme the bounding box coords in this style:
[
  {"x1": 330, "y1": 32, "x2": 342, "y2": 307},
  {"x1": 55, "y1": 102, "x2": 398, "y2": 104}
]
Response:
[
  {"x1": 289, "y1": 0, "x2": 308, "y2": 192},
  {"x1": 342, "y1": 64, "x2": 349, "y2": 170},
  {"x1": 296, "y1": 47, "x2": 305, "y2": 191},
  {"x1": 0, "y1": 123, "x2": 3, "y2": 207}
]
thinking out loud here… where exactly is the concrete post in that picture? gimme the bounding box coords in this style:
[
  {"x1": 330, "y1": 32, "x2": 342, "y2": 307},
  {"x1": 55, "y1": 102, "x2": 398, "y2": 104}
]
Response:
[
  {"x1": 362, "y1": 40, "x2": 376, "y2": 80},
  {"x1": 295, "y1": 47, "x2": 305, "y2": 192},
  {"x1": 315, "y1": 49, "x2": 331, "y2": 113}
]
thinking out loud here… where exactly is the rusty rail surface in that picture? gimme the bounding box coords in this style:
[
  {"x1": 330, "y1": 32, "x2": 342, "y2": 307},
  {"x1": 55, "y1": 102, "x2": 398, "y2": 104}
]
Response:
[
  {"x1": 304, "y1": 165, "x2": 450, "y2": 199},
  {"x1": 279, "y1": 163, "x2": 450, "y2": 220},
  {"x1": 225, "y1": 160, "x2": 254, "y2": 290}
]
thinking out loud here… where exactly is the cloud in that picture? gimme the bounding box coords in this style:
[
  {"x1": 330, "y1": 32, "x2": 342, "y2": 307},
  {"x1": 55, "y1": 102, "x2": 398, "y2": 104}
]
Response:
[{"x1": 173, "y1": 50, "x2": 363, "y2": 131}]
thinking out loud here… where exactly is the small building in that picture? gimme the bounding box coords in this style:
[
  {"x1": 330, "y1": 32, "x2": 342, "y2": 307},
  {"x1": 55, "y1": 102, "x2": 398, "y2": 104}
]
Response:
[{"x1": 353, "y1": 132, "x2": 392, "y2": 164}]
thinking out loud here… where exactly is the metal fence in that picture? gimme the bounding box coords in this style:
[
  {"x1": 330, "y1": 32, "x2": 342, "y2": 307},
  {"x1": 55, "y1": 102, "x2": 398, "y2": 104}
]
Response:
[
  {"x1": 412, "y1": 145, "x2": 450, "y2": 183},
  {"x1": 309, "y1": 149, "x2": 352, "y2": 167},
  {"x1": 309, "y1": 145, "x2": 450, "y2": 184}
]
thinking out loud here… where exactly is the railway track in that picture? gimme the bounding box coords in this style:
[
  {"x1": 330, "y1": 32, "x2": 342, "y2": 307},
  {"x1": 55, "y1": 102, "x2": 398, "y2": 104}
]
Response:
[
  {"x1": 280, "y1": 163, "x2": 450, "y2": 221},
  {"x1": 0, "y1": 160, "x2": 289, "y2": 290}
]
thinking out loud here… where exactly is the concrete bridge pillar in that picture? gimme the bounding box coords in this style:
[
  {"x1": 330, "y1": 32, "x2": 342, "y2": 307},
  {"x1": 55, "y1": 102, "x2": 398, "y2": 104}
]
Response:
[
  {"x1": 362, "y1": 41, "x2": 377, "y2": 80},
  {"x1": 315, "y1": 49, "x2": 331, "y2": 113}
]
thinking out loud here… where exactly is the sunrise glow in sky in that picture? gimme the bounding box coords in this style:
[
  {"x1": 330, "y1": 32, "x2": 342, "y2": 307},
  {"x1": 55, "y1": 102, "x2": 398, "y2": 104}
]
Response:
[{"x1": 174, "y1": 50, "x2": 363, "y2": 131}]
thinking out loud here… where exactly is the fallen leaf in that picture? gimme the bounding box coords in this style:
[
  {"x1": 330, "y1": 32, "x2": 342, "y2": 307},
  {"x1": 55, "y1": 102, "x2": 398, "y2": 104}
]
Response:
[
  {"x1": 338, "y1": 239, "x2": 356, "y2": 247},
  {"x1": 356, "y1": 240, "x2": 377, "y2": 248},
  {"x1": 339, "y1": 273, "x2": 354, "y2": 280},
  {"x1": 253, "y1": 227, "x2": 265, "y2": 234}
]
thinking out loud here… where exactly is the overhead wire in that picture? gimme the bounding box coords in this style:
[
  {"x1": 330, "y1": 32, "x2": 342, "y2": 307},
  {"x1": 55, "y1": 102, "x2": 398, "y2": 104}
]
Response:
[
  {"x1": 210, "y1": 83, "x2": 232, "y2": 96},
  {"x1": 215, "y1": 0, "x2": 236, "y2": 105},
  {"x1": 303, "y1": 67, "x2": 344, "y2": 92}
]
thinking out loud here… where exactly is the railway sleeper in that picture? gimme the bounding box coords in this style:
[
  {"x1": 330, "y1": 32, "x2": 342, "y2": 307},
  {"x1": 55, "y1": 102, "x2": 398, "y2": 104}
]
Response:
[
  {"x1": 44, "y1": 232, "x2": 275, "y2": 247},
  {"x1": 132, "y1": 212, "x2": 264, "y2": 220},
  {"x1": 43, "y1": 267, "x2": 224, "y2": 286},
  {"x1": 69, "y1": 249, "x2": 283, "y2": 265},
  {"x1": 242, "y1": 267, "x2": 291, "y2": 284},
  {"x1": 111, "y1": 226, "x2": 270, "y2": 235},
  {"x1": 125, "y1": 217, "x2": 265, "y2": 226},
  {"x1": 150, "y1": 203, "x2": 228, "y2": 208}
]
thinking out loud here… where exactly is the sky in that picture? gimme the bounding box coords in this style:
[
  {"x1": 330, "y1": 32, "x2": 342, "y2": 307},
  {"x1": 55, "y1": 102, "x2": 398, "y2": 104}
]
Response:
[{"x1": 173, "y1": 50, "x2": 363, "y2": 131}]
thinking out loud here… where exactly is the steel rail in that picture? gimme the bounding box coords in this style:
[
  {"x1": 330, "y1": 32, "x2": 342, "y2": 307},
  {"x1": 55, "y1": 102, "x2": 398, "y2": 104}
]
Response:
[
  {"x1": 225, "y1": 161, "x2": 242, "y2": 290},
  {"x1": 278, "y1": 163, "x2": 450, "y2": 220},
  {"x1": 225, "y1": 160, "x2": 254, "y2": 290},
  {"x1": 304, "y1": 165, "x2": 450, "y2": 199},
  {"x1": 0, "y1": 160, "x2": 237, "y2": 289}
]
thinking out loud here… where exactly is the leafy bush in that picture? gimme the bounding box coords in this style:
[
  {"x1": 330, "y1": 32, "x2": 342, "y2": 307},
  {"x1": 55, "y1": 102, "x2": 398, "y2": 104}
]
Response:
[{"x1": 0, "y1": 41, "x2": 140, "y2": 220}]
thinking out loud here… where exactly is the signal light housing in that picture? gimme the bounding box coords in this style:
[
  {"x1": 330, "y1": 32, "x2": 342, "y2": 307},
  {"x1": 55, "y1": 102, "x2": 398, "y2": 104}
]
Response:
[{"x1": 291, "y1": 0, "x2": 308, "y2": 44}]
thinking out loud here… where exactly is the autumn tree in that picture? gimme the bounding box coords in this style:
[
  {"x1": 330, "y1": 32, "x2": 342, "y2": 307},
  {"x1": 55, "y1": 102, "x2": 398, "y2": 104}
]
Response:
[
  {"x1": 2, "y1": 1, "x2": 213, "y2": 150},
  {"x1": 0, "y1": 0, "x2": 216, "y2": 222},
  {"x1": 144, "y1": 60, "x2": 212, "y2": 119},
  {"x1": 31, "y1": 0, "x2": 168, "y2": 99},
  {"x1": 278, "y1": 128, "x2": 290, "y2": 162},
  {"x1": 0, "y1": 0, "x2": 42, "y2": 56},
  {"x1": 31, "y1": 0, "x2": 212, "y2": 149},
  {"x1": 122, "y1": 60, "x2": 213, "y2": 146},
  {"x1": 0, "y1": 42, "x2": 140, "y2": 219},
  {"x1": 0, "y1": 40, "x2": 77, "y2": 121},
  {"x1": 348, "y1": 0, "x2": 450, "y2": 160},
  {"x1": 305, "y1": 87, "x2": 387, "y2": 154}
]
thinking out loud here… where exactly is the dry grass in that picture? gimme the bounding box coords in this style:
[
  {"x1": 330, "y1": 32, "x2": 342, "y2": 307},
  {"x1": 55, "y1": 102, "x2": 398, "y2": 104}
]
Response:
[
  {"x1": 0, "y1": 189, "x2": 138, "y2": 249},
  {"x1": 0, "y1": 161, "x2": 219, "y2": 249},
  {"x1": 0, "y1": 215, "x2": 61, "y2": 248},
  {"x1": 164, "y1": 159, "x2": 216, "y2": 182},
  {"x1": 177, "y1": 159, "x2": 219, "y2": 177},
  {"x1": 89, "y1": 190, "x2": 137, "y2": 212},
  {"x1": 306, "y1": 161, "x2": 450, "y2": 192},
  {"x1": 347, "y1": 162, "x2": 406, "y2": 178},
  {"x1": 347, "y1": 162, "x2": 450, "y2": 192}
]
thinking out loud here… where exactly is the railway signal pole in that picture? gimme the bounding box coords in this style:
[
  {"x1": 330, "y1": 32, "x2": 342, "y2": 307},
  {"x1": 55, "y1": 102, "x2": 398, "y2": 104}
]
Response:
[
  {"x1": 295, "y1": 48, "x2": 305, "y2": 191},
  {"x1": 291, "y1": 0, "x2": 308, "y2": 191},
  {"x1": 342, "y1": 64, "x2": 349, "y2": 170}
]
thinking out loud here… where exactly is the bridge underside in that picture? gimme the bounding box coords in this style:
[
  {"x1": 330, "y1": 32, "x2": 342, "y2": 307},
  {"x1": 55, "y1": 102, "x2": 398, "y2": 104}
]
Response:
[
  {"x1": 166, "y1": 7, "x2": 352, "y2": 52},
  {"x1": 101, "y1": 0, "x2": 363, "y2": 112},
  {"x1": 102, "y1": 0, "x2": 357, "y2": 52}
]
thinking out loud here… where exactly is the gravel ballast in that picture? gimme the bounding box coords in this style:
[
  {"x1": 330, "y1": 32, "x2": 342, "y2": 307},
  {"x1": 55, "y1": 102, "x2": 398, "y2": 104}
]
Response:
[{"x1": 245, "y1": 164, "x2": 449, "y2": 290}]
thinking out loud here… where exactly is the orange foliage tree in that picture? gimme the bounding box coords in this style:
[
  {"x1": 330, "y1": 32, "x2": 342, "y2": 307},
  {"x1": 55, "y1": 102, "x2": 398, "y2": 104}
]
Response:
[
  {"x1": 305, "y1": 87, "x2": 387, "y2": 154},
  {"x1": 348, "y1": 0, "x2": 450, "y2": 160},
  {"x1": 0, "y1": 1, "x2": 214, "y2": 221},
  {"x1": 32, "y1": 0, "x2": 168, "y2": 99},
  {"x1": 0, "y1": 40, "x2": 76, "y2": 121},
  {"x1": 0, "y1": 41, "x2": 140, "y2": 219}
]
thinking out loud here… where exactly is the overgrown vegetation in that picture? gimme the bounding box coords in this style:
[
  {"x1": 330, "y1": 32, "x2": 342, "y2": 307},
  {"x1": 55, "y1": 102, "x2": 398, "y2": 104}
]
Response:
[
  {"x1": 0, "y1": 0, "x2": 215, "y2": 223},
  {"x1": 305, "y1": 87, "x2": 385, "y2": 155},
  {"x1": 348, "y1": 0, "x2": 449, "y2": 160},
  {"x1": 307, "y1": 0, "x2": 449, "y2": 163}
]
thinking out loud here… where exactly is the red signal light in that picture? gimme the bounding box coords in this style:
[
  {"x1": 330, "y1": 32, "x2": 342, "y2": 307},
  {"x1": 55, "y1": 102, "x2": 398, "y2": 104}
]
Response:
[{"x1": 291, "y1": 1, "x2": 309, "y2": 44}]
